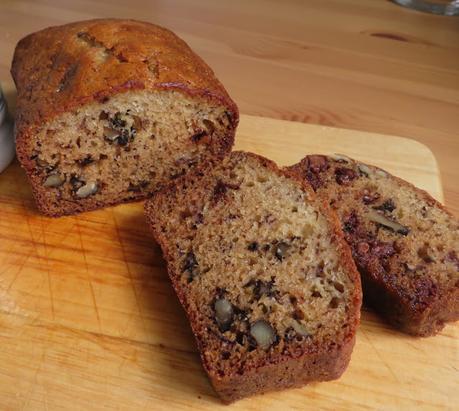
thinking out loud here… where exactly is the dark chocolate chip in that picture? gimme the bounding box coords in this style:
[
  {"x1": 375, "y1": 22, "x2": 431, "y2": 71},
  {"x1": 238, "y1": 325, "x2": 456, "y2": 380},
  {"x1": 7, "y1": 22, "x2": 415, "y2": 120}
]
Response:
[
  {"x1": 292, "y1": 308, "x2": 304, "y2": 320},
  {"x1": 362, "y1": 190, "x2": 380, "y2": 205},
  {"x1": 329, "y1": 297, "x2": 340, "y2": 309},
  {"x1": 335, "y1": 167, "x2": 357, "y2": 185},
  {"x1": 247, "y1": 242, "x2": 259, "y2": 252},
  {"x1": 183, "y1": 251, "x2": 199, "y2": 281},
  {"x1": 307, "y1": 155, "x2": 329, "y2": 173},
  {"x1": 191, "y1": 130, "x2": 207, "y2": 142},
  {"x1": 77, "y1": 155, "x2": 94, "y2": 166},
  {"x1": 274, "y1": 242, "x2": 290, "y2": 261},
  {"x1": 374, "y1": 199, "x2": 396, "y2": 213},
  {"x1": 221, "y1": 351, "x2": 230, "y2": 360},
  {"x1": 343, "y1": 212, "x2": 359, "y2": 233},
  {"x1": 70, "y1": 174, "x2": 84, "y2": 191}
]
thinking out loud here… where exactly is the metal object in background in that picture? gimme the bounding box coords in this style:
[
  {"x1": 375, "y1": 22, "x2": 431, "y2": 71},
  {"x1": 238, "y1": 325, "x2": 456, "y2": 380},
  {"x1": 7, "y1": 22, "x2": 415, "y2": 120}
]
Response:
[
  {"x1": 392, "y1": 0, "x2": 459, "y2": 15},
  {"x1": 0, "y1": 85, "x2": 15, "y2": 173}
]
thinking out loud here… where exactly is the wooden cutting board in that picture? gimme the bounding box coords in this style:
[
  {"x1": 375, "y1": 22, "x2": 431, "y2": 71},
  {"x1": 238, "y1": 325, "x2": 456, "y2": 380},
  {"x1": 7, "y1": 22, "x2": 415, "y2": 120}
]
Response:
[{"x1": 0, "y1": 114, "x2": 456, "y2": 411}]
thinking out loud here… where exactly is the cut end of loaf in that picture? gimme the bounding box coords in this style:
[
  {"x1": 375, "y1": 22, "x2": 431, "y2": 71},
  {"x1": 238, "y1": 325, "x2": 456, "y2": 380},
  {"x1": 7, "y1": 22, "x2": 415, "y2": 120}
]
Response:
[
  {"x1": 18, "y1": 90, "x2": 236, "y2": 216},
  {"x1": 145, "y1": 151, "x2": 361, "y2": 402}
]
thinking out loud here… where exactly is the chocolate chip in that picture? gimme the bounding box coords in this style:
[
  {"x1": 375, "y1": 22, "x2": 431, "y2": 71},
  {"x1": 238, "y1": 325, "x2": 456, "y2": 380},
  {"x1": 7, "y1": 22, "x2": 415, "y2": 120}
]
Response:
[
  {"x1": 203, "y1": 119, "x2": 215, "y2": 134},
  {"x1": 329, "y1": 297, "x2": 340, "y2": 309},
  {"x1": 343, "y1": 211, "x2": 359, "y2": 233},
  {"x1": 274, "y1": 242, "x2": 290, "y2": 261},
  {"x1": 221, "y1": 351, "x2": 230, "y2": 360},
  {"x1": 333, "y1": 282, "x2": 345, "y2": 293},
  {"x1": 253, "y1": 280, "x2": 270, "y2": 299},
  {"x1": 315, "y1": 261, "x2": 325, "y2": 278},
  {"x1": 70, "y1": 175, "x2": 84, "y2": 191},
  {"x1": 374, "y1": 199, "x2": 396, "y2": 213},
  {"x1": 191, "y1": 130, "x2": 208, "y2": 142},
  {"x1": 292, "y1": 308, "x2": 304, "y2": 320},
  {"x1": 362, "y1": 190, "x2": 380, "y2": 205},
  {"x1": 77, "y1": 155, "x2": 94, "y2": 166},
  {"x1": 212, "y1": 180, "x2": 240, "y2": 203},
  {"x1": 235, "y1": 332, "x2": 245, "y2": 345},
  {"x1": 335, "y1": 167, "x2": 357, "y2": 185},
  {"x1": 99, "y1": 111, "x2": 109, "y2": 120},
  {"x1": 110, "y1": 112, "x2": 126, "y2": 128},
  {"x1": 183, "y1": 251, "x2": 199, "y2": 281},
  {"x1": 247, "y1": 242, "x2": 259, "y2": 251},
  {"x1": 307, "y1": 155, "x2": 329, "y2": 173},
  {"x1": 302, "y1": 155, "x2": 329, "y2": 191}
]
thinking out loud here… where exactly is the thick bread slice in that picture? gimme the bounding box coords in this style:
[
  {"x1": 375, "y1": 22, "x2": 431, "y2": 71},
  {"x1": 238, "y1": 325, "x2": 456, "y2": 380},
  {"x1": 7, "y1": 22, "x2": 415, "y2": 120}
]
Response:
[
  {"x1": 11, "y1": 19, "x2": 238, "y2": 216},
  {"x1": 288, "y1": 154, "x2": 459, "y2": 337},
  {"x1": 145, "y1": 151, "x2": 361, "y2": 403}
]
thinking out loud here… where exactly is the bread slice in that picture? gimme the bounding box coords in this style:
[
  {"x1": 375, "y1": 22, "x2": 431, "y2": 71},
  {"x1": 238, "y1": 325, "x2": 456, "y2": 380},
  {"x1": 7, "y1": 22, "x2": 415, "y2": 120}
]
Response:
[
  {"x1": 288, "y1": 154, "x2": 459, "y2": 337},
  {"x1": 145, "y1": 151, "x2": 361, "y2": 402},
  {"x1": 11, "y1": 19, "x2": 238, "y2": 216}
]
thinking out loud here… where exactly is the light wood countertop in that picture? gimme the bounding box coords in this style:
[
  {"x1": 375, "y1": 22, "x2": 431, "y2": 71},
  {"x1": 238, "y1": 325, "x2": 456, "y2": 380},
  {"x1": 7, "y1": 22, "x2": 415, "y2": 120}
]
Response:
[{"x1": 0, "y1": 0, "x2": 458, "y2": 215}]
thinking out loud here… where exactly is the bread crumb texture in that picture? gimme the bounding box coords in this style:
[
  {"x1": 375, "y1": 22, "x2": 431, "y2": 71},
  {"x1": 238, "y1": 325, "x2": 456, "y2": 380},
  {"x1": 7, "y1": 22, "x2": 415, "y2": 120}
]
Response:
[
  {"x1": 145, "y1": 152, "x2": 361, "y2": 393},
  {"x1": 288, "y1": 154, "x2": 459, "y2": 336}
]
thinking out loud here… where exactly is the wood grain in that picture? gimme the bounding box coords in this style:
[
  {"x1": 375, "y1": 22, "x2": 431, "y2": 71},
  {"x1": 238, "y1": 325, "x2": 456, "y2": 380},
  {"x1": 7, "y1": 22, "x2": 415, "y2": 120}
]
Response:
[
  {"x1": 0, "y1": 115, "x2": 457, "y2": 410},
  {"x1": 0, "y1": 0, "x2": 458, "y2": 215}
]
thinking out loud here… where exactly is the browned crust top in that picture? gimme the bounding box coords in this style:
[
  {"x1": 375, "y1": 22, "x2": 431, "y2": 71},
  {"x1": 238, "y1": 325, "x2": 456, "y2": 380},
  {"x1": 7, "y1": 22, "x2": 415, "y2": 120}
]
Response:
[{"x1": 11, "y1": 18, "x2": 238, "y2": 139}]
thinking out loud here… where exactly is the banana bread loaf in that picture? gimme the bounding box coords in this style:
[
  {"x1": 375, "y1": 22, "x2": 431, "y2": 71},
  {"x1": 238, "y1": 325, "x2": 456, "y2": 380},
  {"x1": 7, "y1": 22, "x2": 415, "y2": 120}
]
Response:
[
  {"x1": 145, "y1": 151, "x2": 362, "y2": 402},
  {"x1": 11, "y1": 19, "x2": 238, "y2": 216},
  {"x1": 288, "y1": 154, "x2": 459, "y2": 336}
]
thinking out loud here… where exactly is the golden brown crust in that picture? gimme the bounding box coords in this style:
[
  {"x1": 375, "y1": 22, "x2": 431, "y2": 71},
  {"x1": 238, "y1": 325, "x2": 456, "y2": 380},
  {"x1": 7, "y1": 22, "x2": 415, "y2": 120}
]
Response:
[
  {"x1": 145, "y1": 151, "x2": 362, "y2": 402},
  {"x1": 288, "y1": 155, "x2": 459, "y2": 337}
]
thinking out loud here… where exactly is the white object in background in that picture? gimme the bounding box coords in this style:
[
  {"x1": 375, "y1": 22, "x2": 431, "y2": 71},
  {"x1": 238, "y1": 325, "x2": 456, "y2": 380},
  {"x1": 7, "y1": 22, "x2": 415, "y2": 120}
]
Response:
[{"x1": 0, "y1": 86, "x2": 15, "y2": 173}]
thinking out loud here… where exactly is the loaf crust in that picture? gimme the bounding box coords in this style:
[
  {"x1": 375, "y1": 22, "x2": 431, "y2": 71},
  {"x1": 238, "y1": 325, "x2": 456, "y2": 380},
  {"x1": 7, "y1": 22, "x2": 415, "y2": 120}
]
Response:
[
  {"x1": 145, "y1": 152, "x2": 361, "y2": 402},
  {"x1": 11, "y1": 19, "x2": 238, "y2": 216},
  {"x1": 288, "y1": 155, "x2": 459, "y2": 336}
]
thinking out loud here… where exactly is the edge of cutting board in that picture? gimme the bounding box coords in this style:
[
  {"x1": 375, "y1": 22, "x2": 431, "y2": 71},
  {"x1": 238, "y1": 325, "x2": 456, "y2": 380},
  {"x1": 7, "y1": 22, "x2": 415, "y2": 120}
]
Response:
[{"x1": 236, "y1": 114, "x2": 443, "y2": 202}]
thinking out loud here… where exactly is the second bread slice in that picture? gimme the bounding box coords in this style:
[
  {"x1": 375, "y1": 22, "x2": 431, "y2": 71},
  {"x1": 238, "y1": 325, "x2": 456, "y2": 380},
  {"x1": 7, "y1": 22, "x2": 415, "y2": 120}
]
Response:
[
  {"x1": 145, "y1": 151, "x2": 361, "y2": 402},
  {"x1": 288, "y1": 154, "x2": 459, "y2": 336}
]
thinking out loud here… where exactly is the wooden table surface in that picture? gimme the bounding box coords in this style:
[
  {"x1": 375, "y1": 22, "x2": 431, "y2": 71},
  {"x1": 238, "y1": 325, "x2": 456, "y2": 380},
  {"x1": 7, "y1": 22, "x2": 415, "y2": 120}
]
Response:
[{"x1": 0, "y1": 0, "x2": 458, "y2": 215}]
